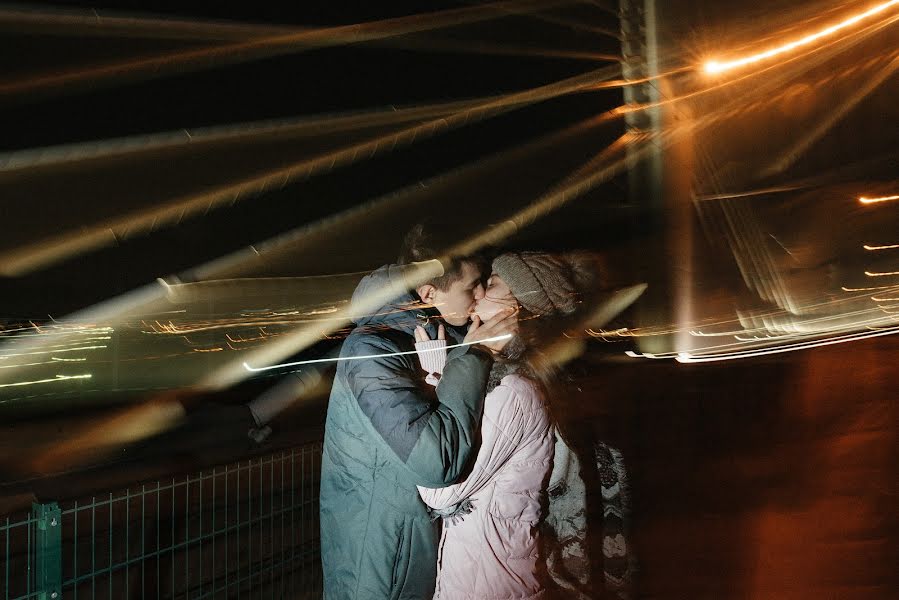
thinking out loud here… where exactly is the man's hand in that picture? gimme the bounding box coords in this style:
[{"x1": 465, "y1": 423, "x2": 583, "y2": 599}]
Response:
[
  {"x1": 414, "y1": 323, "x2": 445, "y2": 343},
  {"x1": 463, "y1": 307, "x2": 518, "y2": 352}
]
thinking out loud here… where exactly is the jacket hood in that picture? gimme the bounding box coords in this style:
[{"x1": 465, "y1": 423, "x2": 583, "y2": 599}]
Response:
[{"x1": 350, "y1": 264, "x2": 429, "y2": 335}]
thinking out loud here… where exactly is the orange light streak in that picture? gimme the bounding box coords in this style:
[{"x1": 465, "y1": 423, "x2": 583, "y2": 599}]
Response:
[
  {"x1": 859, "y1": 193, "x2": 899, "y2": 204},
  {"x1": 704, "y1": 0, "x2": 899, "y2": 74}
]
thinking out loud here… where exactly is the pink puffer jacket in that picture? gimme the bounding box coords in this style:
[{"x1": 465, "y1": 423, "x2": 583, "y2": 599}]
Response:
[{"x1": 418, "y1": 372, "x2": 554, "y2": 600}]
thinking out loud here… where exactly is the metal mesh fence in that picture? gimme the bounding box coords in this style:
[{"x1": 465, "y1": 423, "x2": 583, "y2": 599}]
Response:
[{"x1": 2, "y1": 442, "x2": 323, "y2": 600}]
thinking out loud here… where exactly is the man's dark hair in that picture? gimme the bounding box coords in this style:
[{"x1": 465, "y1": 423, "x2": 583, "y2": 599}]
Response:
[{"x1": 398, "y1": 223, "x2": 486, "y2": 292}]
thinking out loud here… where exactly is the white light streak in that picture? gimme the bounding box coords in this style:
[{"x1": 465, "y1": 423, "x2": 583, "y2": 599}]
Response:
[
  {"x1": 0, "y1": 373, "x2": 92, "y2": 388},
  {"x1": 859, "y1": 193, "x2": 899, "y2": 204},
  {"x1": 864, "y1": 243, "x2": 899, "y2": 251},
  {"x1": 675, "y1": 326, "x2": 899, "y2": 363},
  {"x1": 865, "y1": 270, "x2": 899, "y2": 277},
  {"x1": 704, "y1": 0, "x2": 899, "y2": 74},
  {"x1": 243, "y1": 334, "x2": 512, "y2": 372},
  {"x1": 0, "y1": 345, "x2": 107, "y2": 358},
  {"x1": 842, "y1": 284, "x2": 898, "y2": 291}
]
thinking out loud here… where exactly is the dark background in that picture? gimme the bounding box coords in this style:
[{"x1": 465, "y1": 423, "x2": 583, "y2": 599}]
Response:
[
  {"x1": 1, "y1": 0, "x2": 628, "y2": 317},
  {"x1": 1, "y1": 3, "x2": 897, "y2": 599}
]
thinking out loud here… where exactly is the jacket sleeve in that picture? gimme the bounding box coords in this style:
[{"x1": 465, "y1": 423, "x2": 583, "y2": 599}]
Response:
[
  {"x1": 344, "y1": 336, "x2": 491, "y2": 488},
  {"x1": 417, "y1": 384, "x2": 529, "y2": 510}
]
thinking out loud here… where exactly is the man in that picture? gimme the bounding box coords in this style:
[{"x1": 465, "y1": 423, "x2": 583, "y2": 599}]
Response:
[{"x1": 320, "y1": 225, "x2": 516, "y2": 599}]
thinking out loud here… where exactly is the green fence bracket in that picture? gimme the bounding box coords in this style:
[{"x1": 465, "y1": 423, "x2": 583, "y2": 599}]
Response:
[{"x1": 32, "y1": 502, "x2": 62, "y2": 600}]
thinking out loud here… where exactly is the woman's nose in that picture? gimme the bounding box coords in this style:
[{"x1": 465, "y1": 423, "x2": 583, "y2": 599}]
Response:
[{"x1": 474, "y1": 284, "x2": 486, "y2": 300}]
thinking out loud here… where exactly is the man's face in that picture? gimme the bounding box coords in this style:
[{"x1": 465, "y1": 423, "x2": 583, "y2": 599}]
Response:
[
  {"x1": 431, "y1": 261, "x2": 486, "y2": 326},
  {"x1": 473, "y1": 274, "x2": 518, "y2": 322}
]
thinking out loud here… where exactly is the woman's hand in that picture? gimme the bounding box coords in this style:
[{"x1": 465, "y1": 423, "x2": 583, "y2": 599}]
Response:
[{"x1": 463, "y1": 307, "x2": 518, "y2": 352}]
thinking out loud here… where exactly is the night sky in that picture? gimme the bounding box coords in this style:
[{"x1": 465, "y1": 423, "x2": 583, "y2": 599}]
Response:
[{"x1": 1, "y1": 1, "x2": 627, "y2": 318}]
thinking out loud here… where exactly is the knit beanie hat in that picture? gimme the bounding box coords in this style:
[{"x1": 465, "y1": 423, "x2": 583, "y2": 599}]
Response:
[{"x1": 491, "y1": 251, "x2": 595, "y2": 317}]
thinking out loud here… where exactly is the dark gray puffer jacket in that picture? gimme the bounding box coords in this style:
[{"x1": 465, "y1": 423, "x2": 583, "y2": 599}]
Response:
[{"x1": 320, "y1": 264, "x2": 492, "y2": 600}]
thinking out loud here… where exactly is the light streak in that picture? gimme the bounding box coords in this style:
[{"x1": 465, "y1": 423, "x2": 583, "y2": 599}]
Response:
[
  {"x1": 0, "y1": 98, "x2": 498, "y2": 173},
  {"x1": 733, "y1": 333, "x2": 800, "y2": 342},
  {"x1": 449, "y1": 132, "x2": 640, "y2": 258},
  {"x1": 703, "y1": 0, "x2": 899, "y2": 74},
  {"x1": 0, "y1": 5, "x2": 295, "y2": 42},
  {"x1": 243, "y1": 334, "x2": 512, "y2": 372},
  {"x1": 675, "y1": 326, "x2": 899, "y2": 363},
  {"x1": 0, "y1": 345, "x2": 107, "y2": 358},
  {"x1": 694, "y1": 184, "x2": 807, "y2": 202},
  {"x1": 143, "y1": 316, "x2": 339, "y2": 335},
  {"x1": 0, "y1": 64, "x2": 619, "y2": 276},
  {"x1": 624, "y1": 351, "x2": 670, "y2": 360},
  {"x1": 864, "y1": 243, "x2": 899, "y2": 250},
  {"x1": 0, "y1": 374, "x2": 92, "y2": 388},
  {"x1": 842, "y1": 284, "x2": 898, "y2": 291},
  {"x1": 866, "y1": 270, "x2": 899, "y2": 277},
  {"x1": 0, "y1": 360, "x2": 59, "y2": 369},
  {"x1": 205, "y1": 114, "x2": 633, "y2": 390},
  {"x1": 0, "y1": 325, "x2": 112, "y2": 337},
  {"x1": 0, "y1": 1, "x2": 568, "y2": 100},
  {"x1": 871, "y1": 295, "x2": 899, "y2": 301},
  {"x1": 760, "y1": 54, "x2": 899, "y2": 178},
  {"x1": 0, "y1": 337, "x2": 110, "y2": 349},
  {"x1": 859, "y1": 193, "x2": 899, "y2": 204}
]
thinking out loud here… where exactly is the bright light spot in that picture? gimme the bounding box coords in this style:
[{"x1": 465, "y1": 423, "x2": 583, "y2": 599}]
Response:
[
  {"x1": 703, "y1": 0, "x2": 899, "y2": 74},
  {"x1": 859, "y1": 194, "x2": 899, "y2": 204}
]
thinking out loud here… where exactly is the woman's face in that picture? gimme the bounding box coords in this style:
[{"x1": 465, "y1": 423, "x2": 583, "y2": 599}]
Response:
[{"x1": 473, "y1": 274, "x2": 519, "y2": 322}]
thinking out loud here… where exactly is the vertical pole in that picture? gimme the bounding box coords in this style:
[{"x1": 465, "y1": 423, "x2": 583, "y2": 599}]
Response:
[
  {"x1": 620, "y1": 0, "x2": 663, "y2": 224},
  {"x1": 620, "y1": 0, "x2": 668, "y2": 354},
  {"x1": 33, "y1": 502, "x2": 62, "y2": 600},
  {"x1": 620, "y1": 0, "x2": 696, "y2": 354}
]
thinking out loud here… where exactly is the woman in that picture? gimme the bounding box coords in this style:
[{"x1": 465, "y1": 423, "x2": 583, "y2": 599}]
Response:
[{"x1": 415, "y1": 251, "x2": 595, "y2": 600}]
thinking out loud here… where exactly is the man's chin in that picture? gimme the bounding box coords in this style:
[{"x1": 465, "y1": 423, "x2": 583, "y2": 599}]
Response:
[{"x1": 442, "y1": 315, "x2": 470, "y2": 327}]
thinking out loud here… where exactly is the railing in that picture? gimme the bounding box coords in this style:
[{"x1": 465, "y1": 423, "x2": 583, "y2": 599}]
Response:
[{"x1": 2, "y1": 442, "x2": 323, "y2": 599}]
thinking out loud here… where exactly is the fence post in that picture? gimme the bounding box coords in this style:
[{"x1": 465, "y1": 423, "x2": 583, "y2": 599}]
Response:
[{"x1": 32, "y1": 502, "x2": 62, "y2": 600}]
